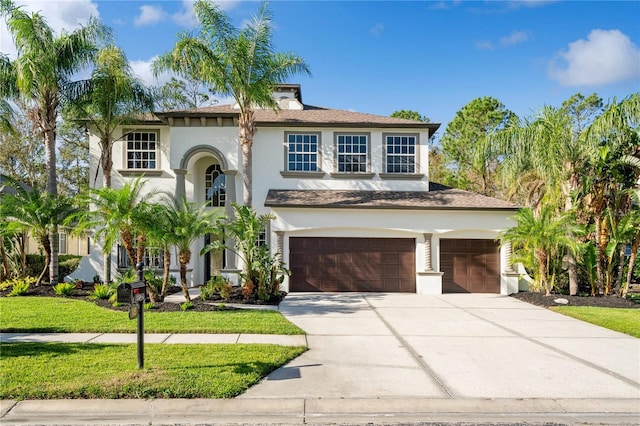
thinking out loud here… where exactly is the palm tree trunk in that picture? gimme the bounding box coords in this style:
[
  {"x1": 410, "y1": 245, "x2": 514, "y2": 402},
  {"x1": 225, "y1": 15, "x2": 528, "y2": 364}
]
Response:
[
  {"x1": 37, "y1": 234, "x2": 51, "y2": 286},
  {"x1": 622, "y1": 232, "x2": 639, "y2": 298},
  {"x1": 103, "y1": 251, "x2": 111, "y2": 284},
  {"x1": 567, "y1": 253, "x2": 579, "y2": 295},
  {"x1": 160, "y1": 246, "x2": 171, "y2": 300},
  {"x1": 536, "y1": 248, "x2": 549, "y2": 295},
  {"x1": 101, "y1": 137, "x2": 113, "y2": 188},
  {"x1": 44, "y1": 125, "x2": 59, "y2": 285},
  {"x1": 121, "y1": 229, "x2": 137, "y2": 267},
  {"x1": 179, "y1": 250, "x2": 191, "y2": 302},
  {"x1": 614, "y1": 245, "x2": 626, "y2": 295},
  {"x1": 594, "y1": 213, "x2": 605, "y2": 295},
  {"x1": 239, "y1": 109, "x2": 255, "y2": 207}
]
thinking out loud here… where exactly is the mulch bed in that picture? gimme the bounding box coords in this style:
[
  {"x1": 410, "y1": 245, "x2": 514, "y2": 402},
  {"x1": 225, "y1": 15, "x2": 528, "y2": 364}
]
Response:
[
  {"x1": 510, "y1": 291, "x2": 640, "y2": 309},
  {"x1": 0, "y1": 282, "x2": 285, "y2": 312}
]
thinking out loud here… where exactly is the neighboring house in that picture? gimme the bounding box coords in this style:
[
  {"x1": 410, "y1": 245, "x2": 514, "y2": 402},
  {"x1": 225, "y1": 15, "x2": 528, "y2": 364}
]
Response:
[{"x1": 78, "y1": 84, "x2": 521, "y2": 294}]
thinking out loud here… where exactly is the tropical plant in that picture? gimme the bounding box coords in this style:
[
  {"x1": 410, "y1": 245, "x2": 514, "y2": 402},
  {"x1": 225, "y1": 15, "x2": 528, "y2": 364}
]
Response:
[
  {"x1": 53, "y1": 282, "x2": 75, "y2": 296},
  {"x1": 201, "y1": 275, "x2": 232, "y2": 300},
  {"x1": 65, "y1": 45, "x2": 154, "y2": 189},
  {"x1": 1, "y1": 181, "x2": 76, "y2": 285},
  {"x1": 0, "y1": 0, "x2": 109, "y2": 284},
  {"x1": 70, "y1": 177, "x2": 156, "y2": 284},
  {"x1": 204, "y1": 203, "x2": 286, "y2": 300},
  {"x1": 499, "y1": 206, "x2": 581, "y2": 295},
  {"x1": 88, "y1": 283, "x2": 116, "y2": 300},
  {"x1": 163, "y1": 195, "x2": 220, "y2": 302},
  {"x1": 6, "y1": 276, "x2": 32, "y2": 296},
  {"x1": 153, "y1": 0, "x2": 310, "y2": 206}
]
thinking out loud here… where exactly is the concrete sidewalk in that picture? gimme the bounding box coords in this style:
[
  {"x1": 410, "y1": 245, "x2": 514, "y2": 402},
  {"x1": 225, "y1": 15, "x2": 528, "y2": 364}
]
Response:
[{"x1": 0, "y1": 332, "x2": 306, "y2": 346}]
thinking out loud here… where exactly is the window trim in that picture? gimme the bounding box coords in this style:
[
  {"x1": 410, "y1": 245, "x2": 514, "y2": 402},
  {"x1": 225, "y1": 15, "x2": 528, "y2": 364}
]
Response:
[
  {"x1": 122, "y1": 129, "x2": 160, "y2": 172},
  {"x1": 382, "y1": 132, "x2": 421, "y2": 175},
  {"x1": 283, "y1": 131, "x2": 322, "y2": 173},
  {"x1": 333, "y1": 132, "x2": 371, "y2": 175}
]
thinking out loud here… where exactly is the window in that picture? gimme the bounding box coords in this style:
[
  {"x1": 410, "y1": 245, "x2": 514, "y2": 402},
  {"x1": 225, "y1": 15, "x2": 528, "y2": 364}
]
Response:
[
  {"x1": 385, "y1": 134, "x2": 418, "y2": 173},
  {"x1": 205, "y1": 164, "x2": 226, "y2": 207},
  {"x1": 336, "y1": 134, "x2": 368, "y2": 173},
  {"x1": 126, "y1": 131, "x2": 158, "y2": 170},
  {"x1": 58, "y1": 232, "x2": 67, "y2": 254},
  {"x1": 286, "y1": 132, "x2": 319, "y2": 172}
]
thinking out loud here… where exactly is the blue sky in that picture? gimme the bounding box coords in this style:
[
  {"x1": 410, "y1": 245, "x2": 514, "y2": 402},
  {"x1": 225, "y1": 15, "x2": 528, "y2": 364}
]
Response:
[{"x1": 2, "y1": 0, "x2": 639, "y2": 134}]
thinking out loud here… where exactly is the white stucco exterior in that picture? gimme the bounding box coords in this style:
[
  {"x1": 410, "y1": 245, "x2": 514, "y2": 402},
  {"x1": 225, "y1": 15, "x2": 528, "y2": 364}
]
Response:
[{"x1": 76, "y1": 86, "x2": 519, "y2": 294}]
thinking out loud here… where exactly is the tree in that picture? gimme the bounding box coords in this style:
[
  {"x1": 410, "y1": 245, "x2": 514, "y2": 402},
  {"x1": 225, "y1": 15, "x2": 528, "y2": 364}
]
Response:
[
  {"x1": 156, "y1": 76, "x2": 216, "y2": 111},
  {"x1": 153, "y1": 0, "x2": 310, "y2": 207},
  {"x1": 71, "y1": 177, "x2": 156, "y2": 284},
  {"x1": 499, "y1": 206, "x2": 580, "y2": 296},
  {"x1": 57, "y1": 118, "x2": 89, "y2": 196},
  {"x1": 441, "y1": 97, "x2": 516, "y2": 197},
  {"x1": 65, "y1": 45, "x2": 154, "y2": 189},
  {"x1": 1, "y1": 181, "x2": 75, "y2": 285},
  {"x1": 163, "y1": 195, "x2": 219, "y2": 302},
  {"x1": 390, "y1": 109, "x2": 429, "y2": 122},
  {"x1": 0, "y1": 0, "x2": 108, "y2": 284}
]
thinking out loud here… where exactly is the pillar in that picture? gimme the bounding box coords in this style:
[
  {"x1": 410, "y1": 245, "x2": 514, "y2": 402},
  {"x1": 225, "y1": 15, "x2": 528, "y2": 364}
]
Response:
[{"x1": 423, "y1": 233, "x2": 433, "y2": 272}]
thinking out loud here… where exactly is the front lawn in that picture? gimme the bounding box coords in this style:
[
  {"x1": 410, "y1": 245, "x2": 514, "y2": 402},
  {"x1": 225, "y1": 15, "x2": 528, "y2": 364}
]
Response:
[
  {"x1": 0, "y1": 297, "x2": 304, "y2": 335},
  {"x1": 0, "y1": 342, "x2": 306, "y2": 399},
  {"x1": 549, "y1": 306, "x2": 640, "y2": 338}
]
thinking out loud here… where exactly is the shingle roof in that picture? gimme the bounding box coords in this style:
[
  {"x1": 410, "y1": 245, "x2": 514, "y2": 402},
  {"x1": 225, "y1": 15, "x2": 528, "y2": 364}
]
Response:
[
  {"x1": 156, "y1": 104, "x2": 440, "y2": 131},
  {"x1": 264, "y1": 183, "x2": 519, "y2": 211}
]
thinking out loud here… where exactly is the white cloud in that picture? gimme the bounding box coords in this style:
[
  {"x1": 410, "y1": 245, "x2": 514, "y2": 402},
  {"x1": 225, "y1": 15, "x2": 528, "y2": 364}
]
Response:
[
  {"x1": 1, "y1": 0, "x2": 99, "y2": 59},
  {"x1": 500, "y1": 30, "x2": 530, "y2": 47},
  {"x1": 548, "y1": 29, "x2": 640, "y2": 86},
  {"x1": 476, "y1": 40, "x2": 494, "y2": 50},
  {"x1": 130, "y1": 56, "x2": 168, "y2": 87},
  {"x1": 134, "y1": 5, "x2": 167, "y2": 27},
  {"x1": 369, "y1": 23, "x2": 384, "y2": 37}
]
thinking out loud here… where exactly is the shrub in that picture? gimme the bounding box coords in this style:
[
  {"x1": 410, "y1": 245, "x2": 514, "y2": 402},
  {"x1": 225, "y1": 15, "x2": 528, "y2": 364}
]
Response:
[
  {"x1": 6, "y1": 277, "x2": 36, "y2": 297},
  {"x1": 180, "y1": 301, "x2": 193, "y2": 311},
  {"x1": 24, "y1": 255, "x2": 82, "y2": 282},
  {"x1": 89, "y1": 283, "x2": 116, "y2": 300},
  {"x1": 201, "y1": 275, "x2": 232, "y2": 300},
  {"x1": 53, "y1": 282, "x2": 76, "y2": 296}
]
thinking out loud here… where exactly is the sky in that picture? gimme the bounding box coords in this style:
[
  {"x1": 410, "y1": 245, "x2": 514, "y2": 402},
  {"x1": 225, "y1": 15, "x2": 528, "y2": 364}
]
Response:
[{"x1": 1, "y1": 0, "x2": 639, "y2": 135}]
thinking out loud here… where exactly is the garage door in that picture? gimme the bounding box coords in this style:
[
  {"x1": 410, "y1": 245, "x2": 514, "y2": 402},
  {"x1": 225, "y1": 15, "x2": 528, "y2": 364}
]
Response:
[
  {"x1": 289, "y1": 237, "x2": 415, "y2": 292},
  {"x1": 440, "y1": 239, "x2": 500, "y2": 293}
]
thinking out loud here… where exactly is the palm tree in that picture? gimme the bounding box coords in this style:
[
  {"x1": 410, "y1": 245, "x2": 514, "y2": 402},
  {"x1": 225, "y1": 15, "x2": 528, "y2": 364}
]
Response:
[
  {"x1": 136, "y1": 202, "x2": 174, "y2": 301},
  {"x1": 1, "y1": 181, "x2": 75, "y2": 285},
  {"x1": 499, "y1": 206, "x2": 581, "y2": 296},
  {"x1": 71, "y1": 177, "x2": 155, "y2": 284},
  {"x1": 164, "y1": 195, "x2": 220, "y2": 301},
  {"x1": 1, "y1": 0, "x2": 108, "y2": 284},
  {"x1": 65, "y1": 45, "x2": 154, "y2": 188},
  {"x1": 153, "y1": 0, "x2": 310, "y2": 206}
]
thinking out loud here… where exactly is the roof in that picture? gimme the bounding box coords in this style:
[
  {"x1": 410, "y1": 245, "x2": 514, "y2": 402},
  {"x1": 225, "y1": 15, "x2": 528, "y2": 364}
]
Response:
[
  {"x1": 264, "y1": 183, "x2": 519, "y2": 211},
  {"x1": 155, "y1": 104, "x2": 441, "y2": 132}
]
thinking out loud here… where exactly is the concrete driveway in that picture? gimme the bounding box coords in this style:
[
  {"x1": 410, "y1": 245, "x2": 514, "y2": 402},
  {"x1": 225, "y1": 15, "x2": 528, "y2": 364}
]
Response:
[{"x1": 241, "y1": 293, "x2": 640, "y2": 400}]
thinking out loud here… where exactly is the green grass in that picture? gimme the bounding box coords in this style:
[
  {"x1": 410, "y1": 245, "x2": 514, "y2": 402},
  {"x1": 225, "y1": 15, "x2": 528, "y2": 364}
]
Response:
[
  {"x1": 0, "y1": 297, "x2": 304, "y2": 335},
  {"x1": 550, "y1": 306, "x2": 640, "y2": 338},
  {"x1": 0, "y1": 342, "x2": 306, "y2": 400}
]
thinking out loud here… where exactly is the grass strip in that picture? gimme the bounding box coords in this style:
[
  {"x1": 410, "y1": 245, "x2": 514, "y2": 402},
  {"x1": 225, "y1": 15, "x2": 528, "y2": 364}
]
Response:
[
  {"x1": 549, "y1": 306, "x2": 640, "y2": 338},
  {"x1": 0, "y1": 297, "x2": 304, "y2": 335},
  {"x1": 0, "y1": 342, "x2": 306, "y2": 400}
]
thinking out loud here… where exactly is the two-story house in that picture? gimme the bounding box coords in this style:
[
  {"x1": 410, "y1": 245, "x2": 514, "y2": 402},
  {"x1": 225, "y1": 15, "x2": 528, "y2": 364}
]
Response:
[{"x1": 76, "y1": 84, "x2": 520, "y2": 294}]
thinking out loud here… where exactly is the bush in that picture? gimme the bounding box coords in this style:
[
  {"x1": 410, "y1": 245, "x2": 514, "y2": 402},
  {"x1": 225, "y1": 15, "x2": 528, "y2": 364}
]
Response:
[
  {"x1": 6, "y1": 277, "x2": 36, "y2": 297},
  {"x1": 88, "y1": 283, "x2": 116, "y2": 300},
  {"x1": 180, "y1": 301, "x2": 193, "y2": 311},
  {"x1": 25, "y1": 254, "x2": 82, "y2": 282},
  {"x1": 201, "y1": 275, "x2": 232, "y2": 300},
  {"x1": 53, "y1": 282, "x2": 75, "y2": 296}
]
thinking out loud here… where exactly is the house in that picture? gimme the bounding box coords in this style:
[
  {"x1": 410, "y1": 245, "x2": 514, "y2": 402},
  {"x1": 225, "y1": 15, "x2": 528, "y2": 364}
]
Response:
[{"x1": 77, "y1": 84, "x2": 521, "y2": 294}]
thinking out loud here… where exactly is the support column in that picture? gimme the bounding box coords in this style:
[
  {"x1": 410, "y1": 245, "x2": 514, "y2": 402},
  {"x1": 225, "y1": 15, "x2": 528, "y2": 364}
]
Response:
[
  {"x1": 222, "y1": 170, "x2": 238, "y2": 271},
  {"x1": 173, "y1": 169, "x2": 187, "y2": 200},
  {"x1": 423, "y1": 233, "x2": 433, "y2": 272},
  {"x1": 275, "y1": 231, "x2": 285, "y2": 260},
  {"x1": 503, "y1": 241, "x2": 515, "y2": 273}
]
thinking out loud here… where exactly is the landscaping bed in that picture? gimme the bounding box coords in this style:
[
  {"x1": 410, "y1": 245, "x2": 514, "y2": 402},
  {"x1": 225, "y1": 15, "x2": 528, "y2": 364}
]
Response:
[{"x1": 511, "y1": 291, "x2": 640, "y2": 309}]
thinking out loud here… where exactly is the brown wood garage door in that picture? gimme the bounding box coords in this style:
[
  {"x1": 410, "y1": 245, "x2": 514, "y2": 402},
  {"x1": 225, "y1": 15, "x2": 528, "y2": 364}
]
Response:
[
  {"x1": 440, "y1": 239, "x2": 500, "y2": 293},
  {"x1": 289, "y1": 237, "x2": 415, "y2": 292}
]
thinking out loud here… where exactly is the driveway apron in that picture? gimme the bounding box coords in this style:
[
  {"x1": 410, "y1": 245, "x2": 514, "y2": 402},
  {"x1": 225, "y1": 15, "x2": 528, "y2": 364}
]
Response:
[{"x1": 240, "y1": 293, "x2": 640, "y2": 400}]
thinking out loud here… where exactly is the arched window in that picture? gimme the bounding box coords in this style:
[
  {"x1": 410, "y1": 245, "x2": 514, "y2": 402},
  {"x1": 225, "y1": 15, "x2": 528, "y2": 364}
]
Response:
[{"x1": 205, "y1": 164, "x2": 226, "y2": 207}]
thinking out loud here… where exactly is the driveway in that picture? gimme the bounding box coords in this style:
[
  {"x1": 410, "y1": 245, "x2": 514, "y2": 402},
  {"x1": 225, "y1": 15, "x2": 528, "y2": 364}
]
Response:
[{"x1": 241, "y1": 293, "x2": 640, "y2": 400}]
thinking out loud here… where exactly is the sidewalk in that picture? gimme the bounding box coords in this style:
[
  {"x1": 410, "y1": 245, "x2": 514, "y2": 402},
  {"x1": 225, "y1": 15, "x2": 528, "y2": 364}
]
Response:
[
  {"x1": 2, "y1": 397, "x2": 639, "y2": 425},
  {"x1": 0, "y1": 332, "x2": 306, "y2": 346}
]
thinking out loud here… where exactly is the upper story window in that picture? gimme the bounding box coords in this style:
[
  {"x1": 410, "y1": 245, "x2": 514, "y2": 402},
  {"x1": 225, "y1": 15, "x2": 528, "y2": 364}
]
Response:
[
  {"x1": 384, "y1": 134, "x2": 418, "y2": 174},
  {"x1": 286, "y1": 132, "x2": 320, "y2": 172},
  {"x1": 336, "y1": 133, "x2": 369, "y2": 173},
  {"x1": 126, "y1": 131, "x2": 158, "y2": 170},
  {"x1": 205, "y1": 164, "x2": 226, "y2": 207}
]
